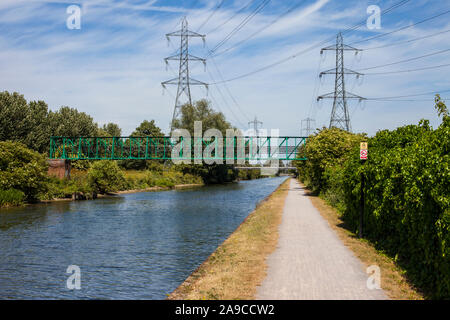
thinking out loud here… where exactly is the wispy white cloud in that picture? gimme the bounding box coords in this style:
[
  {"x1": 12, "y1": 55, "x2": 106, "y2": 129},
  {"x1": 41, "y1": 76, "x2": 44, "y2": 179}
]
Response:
[{"x1": 0, "y1": 0, "x2": 448, "y2": 136}]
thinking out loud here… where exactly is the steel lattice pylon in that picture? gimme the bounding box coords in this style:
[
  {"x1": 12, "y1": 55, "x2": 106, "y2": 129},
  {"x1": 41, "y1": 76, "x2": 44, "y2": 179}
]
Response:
[
  {"x1": 162, "y1": 17, "x2": 208, "y2": 133},
  {"x1": 317, "y1": 33, "x2": 365, "y2": 132}
]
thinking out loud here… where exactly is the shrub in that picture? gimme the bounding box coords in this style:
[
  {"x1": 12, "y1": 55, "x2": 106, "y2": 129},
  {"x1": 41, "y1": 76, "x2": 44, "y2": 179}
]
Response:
[
  {"x1": 87, "y1": 160, "x2": 125, "y2": 194},
  {"x1": 0, "y1": 141, "x2": 48, "y2": 200},
  {"x1": 297, "y1": 115, "x2": 450, "y2": 298},
  {"x1": 0, "y1": 189, "x2": 25, "y2": 206},
  {"x1": 297, "y1": 127, "x2": 364, "y2": 193}
]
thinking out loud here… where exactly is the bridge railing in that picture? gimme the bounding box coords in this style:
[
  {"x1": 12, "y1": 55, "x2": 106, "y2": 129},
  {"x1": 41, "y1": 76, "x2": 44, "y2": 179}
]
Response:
[{"x1": 49, "y1": 136, "x2": 308, "y2": 161}]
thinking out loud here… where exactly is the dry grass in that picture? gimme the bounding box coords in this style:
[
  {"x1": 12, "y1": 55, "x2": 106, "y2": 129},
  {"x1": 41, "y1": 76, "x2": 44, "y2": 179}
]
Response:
[
  {"x1": 168, "y1": 178, "x2": 291, "y2": 300},
  {"x1": 304, "y1": 184, "x2": 424, "y2": 300}
]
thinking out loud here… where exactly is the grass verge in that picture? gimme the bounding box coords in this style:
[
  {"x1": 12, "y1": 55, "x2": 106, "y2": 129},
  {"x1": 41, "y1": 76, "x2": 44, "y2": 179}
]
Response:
[
  {"x1": 168, "y1": 178, "x2": 291, "y2": 300},
  {"x1": 303, "y1": 182, "x2": 424, "y2": 300}
]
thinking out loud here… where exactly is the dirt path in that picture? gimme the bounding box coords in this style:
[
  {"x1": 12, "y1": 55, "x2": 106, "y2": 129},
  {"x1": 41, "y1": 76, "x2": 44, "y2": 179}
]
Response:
[{"x1": 256, "y1": 179, "x2": 387, "y2": 300}]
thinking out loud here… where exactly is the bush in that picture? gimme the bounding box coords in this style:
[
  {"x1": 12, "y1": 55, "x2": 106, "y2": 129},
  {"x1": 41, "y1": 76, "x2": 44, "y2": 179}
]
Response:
[
  {"x1": 296, "y1": 127, "x2": 364, "y2": 193},
  {"x1": 0, "y1": 189, "x2": 25, "y2": 206},
  {"x1": 0, "y1": 141, "x2": 49, "y2": 200},
  {"x1": 340, "y1": 118, "x2": 449, "y2": 298},
  {"x1": 296, "y1": 115, "x2": 450, "y2": 298},
  {"x1": 87, "y1": 160, "x2": 125, "y2": 194},
  {"x1": 42, "y1": 175, "x2": 94, "y2": 200}
]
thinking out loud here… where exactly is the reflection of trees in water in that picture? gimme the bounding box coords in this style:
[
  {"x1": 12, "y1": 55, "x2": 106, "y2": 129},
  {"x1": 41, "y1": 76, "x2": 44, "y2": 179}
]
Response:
[{"x1": 0, "y1": 196, "x2": 126, "y2": 231}]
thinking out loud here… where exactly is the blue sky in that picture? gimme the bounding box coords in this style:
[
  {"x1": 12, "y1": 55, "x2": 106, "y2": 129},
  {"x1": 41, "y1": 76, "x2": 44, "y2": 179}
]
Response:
[{"x1": 0, "y1": 0, "x2": 448, "y2": 136}]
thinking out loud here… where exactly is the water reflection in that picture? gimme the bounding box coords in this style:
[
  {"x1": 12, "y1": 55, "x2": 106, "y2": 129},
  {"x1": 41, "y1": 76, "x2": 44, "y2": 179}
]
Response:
[{"x1": 0, "y1": 177, "x2": 288, "y2": 299}]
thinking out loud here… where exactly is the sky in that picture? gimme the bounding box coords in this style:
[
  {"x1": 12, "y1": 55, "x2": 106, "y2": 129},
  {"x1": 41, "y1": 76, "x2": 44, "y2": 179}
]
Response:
[{"x1": 0, "y1": 0, "x2": 449, "y2": 136}]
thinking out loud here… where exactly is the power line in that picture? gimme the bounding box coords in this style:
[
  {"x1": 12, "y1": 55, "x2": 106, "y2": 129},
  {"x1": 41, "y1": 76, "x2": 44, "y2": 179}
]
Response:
[
  {"x1": 213, "y1": 0, "x2": 307, "y2": 57},
  {"x1": 349, "y1": 8, "x2": 450, "y2": 45},
  {"x1": 369, "y1": 98, "x2": 449, "y2": 102},
  {"x1": 208, "y1": 0, "x2": 272, "y2": 56},
  {"x1": 209, "y1": 54, "x2": 251, "y2": 122},
  {"x1": 197, "y1": 0, "x2": 226, "y2": 32},
  {"x1": 207, "y1": 0, "x2": 256, "y2": 34},
  {"x1": 357, "y1": 48, "x2": 450, "y2": 71},
  {"x1": 206, "y1": 65, "x2": 247, "y2": 128},
  {"x1": 363, "y1": 62, "x2": 450, "y2": 75},
  {"x1": 362, "y1": 28, "x2": 450, "y2": 50},
  {"x1": 367, "y1": 89, "x2": 450, "y2": 100},
  {"x1": 208, "y1": 0, "x2": 412, "y2": 84}
]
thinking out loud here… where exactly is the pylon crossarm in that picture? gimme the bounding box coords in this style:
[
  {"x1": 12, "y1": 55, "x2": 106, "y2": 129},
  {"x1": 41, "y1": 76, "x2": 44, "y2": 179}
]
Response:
[
  {"x1": 166, "y1": 30, "x2": 205, "y2": 38},
  {"x1": 161, "y1": 78, "x2": 179, "y2": 86},
  {"x1": 345, "y1": 92, "x2": 366, "y2": 100},
  {"x1": 188, "y1": 78, "x2": 208, "y2": 86},
  {"x1": 165, "y1": 54, "x2": 206, "y2": 63},
  {"x1": 320, "y1": 68, "x2": 364, "y2": 77}
]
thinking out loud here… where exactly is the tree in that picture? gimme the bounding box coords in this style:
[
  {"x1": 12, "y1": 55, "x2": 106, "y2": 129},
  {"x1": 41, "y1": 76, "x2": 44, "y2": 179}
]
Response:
[
  {"x1": 87, "y1": 160, "x2": 125, "y2": 194},
  {"x1": 0, "y1": 91, "x2": 32, "y2": 145},
  {"x1": 25, "y1": 100, "x2": 51, "y2": 153},
  {"x1": 172, "y1": 100, "x2": 238, "y2": 184},
  {"x1": 172, "y1": 99, "x2": 233, "y2": 136},
  {"x1": 48, "y1": 106, "x2": 98, "y2": 138},
  {"x1": 118, "y1": 120, "x2": 165, "y2": 170},
  {"x1": 99, "y1": 122, "x2": 122, "y2": 137},
  {"x1": 132, "y1": 120, "x2": 164, "y2": 137},
  {"x1": 0, "y1": 141, "x2": 49, "y2": 201},
  {"x1": 435, "y1": 94, "x2": 449, "y2": 120}
]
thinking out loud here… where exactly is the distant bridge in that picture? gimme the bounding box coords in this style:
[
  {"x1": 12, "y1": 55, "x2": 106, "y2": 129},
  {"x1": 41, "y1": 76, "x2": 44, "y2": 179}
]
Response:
[{"x1": 49, "y1": 136, "x2": 308, "y2": 161}]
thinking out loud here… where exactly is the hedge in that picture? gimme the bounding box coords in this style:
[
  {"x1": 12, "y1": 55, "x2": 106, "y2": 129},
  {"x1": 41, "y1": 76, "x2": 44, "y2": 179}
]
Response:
[{"x1": 297, "y1": 116, "x2": 449, "y2": 298}]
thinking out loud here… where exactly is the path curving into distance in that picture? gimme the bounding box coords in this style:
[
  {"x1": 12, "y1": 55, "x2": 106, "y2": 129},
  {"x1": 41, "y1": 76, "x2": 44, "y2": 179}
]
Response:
[{"x1": 257, "y1": 179, "x2": 387, "y2": 300}]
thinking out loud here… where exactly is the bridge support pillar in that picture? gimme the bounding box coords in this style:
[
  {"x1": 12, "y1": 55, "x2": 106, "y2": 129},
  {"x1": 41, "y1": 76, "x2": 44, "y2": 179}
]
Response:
[{"x1": 47, "y1": 159, "x2": 71, "y2": 179}]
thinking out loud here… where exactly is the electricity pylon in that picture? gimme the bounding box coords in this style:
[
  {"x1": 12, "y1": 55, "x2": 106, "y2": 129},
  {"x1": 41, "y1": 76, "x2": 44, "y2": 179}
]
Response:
[
  {"x1": 301, "y1": 118, "x2": 315, "y2": 136},
  {"x1": 162, "y1": 17, "x2": 208, "y2": 133},
  {"x1": 317, "y1": 32, "x2": 365, "y2": 132},
  {"x1": 248, "y1": 116, "x2": 263, "y2": 136}
]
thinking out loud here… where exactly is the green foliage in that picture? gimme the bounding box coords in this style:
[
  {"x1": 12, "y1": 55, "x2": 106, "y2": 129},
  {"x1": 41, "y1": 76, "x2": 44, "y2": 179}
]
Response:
[
  {"x1": 42, "y1": 176, "x2": 94, "y2": 200},
  {"x1": 296, "y1": 107, "x2": 450, "y2": 298},
  {"x1": 0, "y1": 189, "x2": 25, "y2": 207},
  {"x1": 0, "y1": 92, "x2": 51, "y2": 153},
  {"x1": 172, "y1": 99, "x2": 233, "y2": 136},
  {"x1": 122, "y1": 169, "x2": 202, "y2": 190},
  {"x1": 0, "y1": 91, "x2": 99, "y2": 154},
  {"x1": 0, "y1": 141, "x2": 49, "y2": 201},
  {"x1": 48, "y1": 106, "x2": 98, "y2": 138},
  {"x1": 119, "y1": 120, "x2": 165, "y2": 170},
  {"x1": 435, "y1": 94, "x2": 449, "y2": 119},
  {"x1": 99, "y1": 123, "x2": 122, "y2": 137},
  {"x1": 238, "y1": 169, "x2": 263, "y2": 180},
  {"x1": 297, "y1": 127, "x2": 364, "y2": 193},
  {"x1": 87, "y1": 161, "x2": 125, "y2": 194},
  {"x1": 132, "y1": 120, "x2": 164, "y2": 137},
  {"x1": 172, "y1": 99, "x2": 238, "y2": 184}
]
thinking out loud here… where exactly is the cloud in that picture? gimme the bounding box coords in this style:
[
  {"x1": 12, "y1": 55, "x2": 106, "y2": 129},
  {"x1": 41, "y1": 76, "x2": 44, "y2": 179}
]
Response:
[{"x1": 0, "y1": 0, "x2": 447, "y2": 136}]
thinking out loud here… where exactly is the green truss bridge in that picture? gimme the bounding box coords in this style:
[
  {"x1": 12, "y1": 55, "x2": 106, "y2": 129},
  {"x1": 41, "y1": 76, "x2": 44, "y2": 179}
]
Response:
[{"x1": 49, "y1": 136, "x2": 308, "y2": 161}]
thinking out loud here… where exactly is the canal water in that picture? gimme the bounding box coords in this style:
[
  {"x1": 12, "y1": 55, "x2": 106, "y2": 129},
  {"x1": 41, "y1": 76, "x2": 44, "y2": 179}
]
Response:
[{"x1": 0, "y1": 177, "x2": 288, "y2": 299}]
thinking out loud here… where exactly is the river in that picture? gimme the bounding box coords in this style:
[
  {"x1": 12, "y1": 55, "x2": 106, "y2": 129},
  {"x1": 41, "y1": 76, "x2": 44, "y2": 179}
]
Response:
[{"x1": 0, "y1": 176, "x2": 288, "y2": 299}]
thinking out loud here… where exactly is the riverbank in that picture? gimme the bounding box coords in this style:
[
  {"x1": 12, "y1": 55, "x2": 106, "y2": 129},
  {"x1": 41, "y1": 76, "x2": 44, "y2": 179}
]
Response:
[
  {"x1": 37, "y1": 183, "x2": 205, "y2": 204},
  {"x1": 168, "y1": 177, "x2": 291, "y2": 300}
]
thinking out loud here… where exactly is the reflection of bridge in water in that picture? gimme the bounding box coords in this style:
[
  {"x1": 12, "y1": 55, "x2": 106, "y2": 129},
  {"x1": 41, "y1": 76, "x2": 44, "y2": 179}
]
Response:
[{"x1": 49, "y1": 136, "x2": 308, "y2": 161}]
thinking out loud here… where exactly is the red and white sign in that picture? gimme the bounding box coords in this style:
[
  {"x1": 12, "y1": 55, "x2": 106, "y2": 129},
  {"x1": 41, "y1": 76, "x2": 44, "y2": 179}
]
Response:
[
  {"x1": 360, "y1": 142, "x2": 368, "y2": 160},
  {"x1": 360, "y1": 149, "x2": 368, "y2": 160}
]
